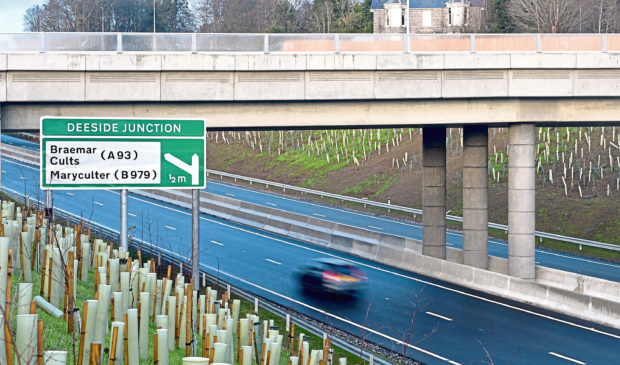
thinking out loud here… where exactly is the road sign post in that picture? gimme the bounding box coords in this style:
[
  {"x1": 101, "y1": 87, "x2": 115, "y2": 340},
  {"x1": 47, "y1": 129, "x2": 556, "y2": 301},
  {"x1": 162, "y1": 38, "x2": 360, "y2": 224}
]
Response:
[{"x1": 41, "y1": 117, "x2": 206, "y2": 267}]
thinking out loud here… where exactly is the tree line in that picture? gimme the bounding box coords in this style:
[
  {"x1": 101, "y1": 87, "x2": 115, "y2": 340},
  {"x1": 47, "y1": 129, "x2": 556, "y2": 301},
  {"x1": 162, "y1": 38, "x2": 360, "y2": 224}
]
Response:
[
  {"x1": 23, "y1": 0, "x2": 372, "y2": 33},
  {"x1": 23, "y1": 0, "x2": 620, "y2": 34}
]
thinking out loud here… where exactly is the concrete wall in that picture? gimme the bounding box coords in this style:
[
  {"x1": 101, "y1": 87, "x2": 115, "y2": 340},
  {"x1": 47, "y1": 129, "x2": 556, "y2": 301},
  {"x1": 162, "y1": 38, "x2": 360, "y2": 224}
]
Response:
[
  {"x1": 6, "y1": 98, "x2": 620, "y2": 131},
  {"x1": 131, "y1": 187, "x2": 620, "y2": 330}
]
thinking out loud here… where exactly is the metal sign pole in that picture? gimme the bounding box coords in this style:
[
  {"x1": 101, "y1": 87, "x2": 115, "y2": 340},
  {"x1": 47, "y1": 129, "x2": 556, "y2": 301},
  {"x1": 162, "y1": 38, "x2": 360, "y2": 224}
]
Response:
[
  {"x1": 192, "y1": 188, "x2": 200, "y2": 287},
  {"x1": 120, "y1": 189, "x2": 128, "y2": 251}
]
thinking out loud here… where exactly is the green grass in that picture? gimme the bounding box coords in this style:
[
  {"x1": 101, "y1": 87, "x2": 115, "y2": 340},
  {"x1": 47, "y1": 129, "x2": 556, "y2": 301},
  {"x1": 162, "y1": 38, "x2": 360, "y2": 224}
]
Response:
[{"x1": 8, "y1": 247, "x2": 367, "y2": 364}]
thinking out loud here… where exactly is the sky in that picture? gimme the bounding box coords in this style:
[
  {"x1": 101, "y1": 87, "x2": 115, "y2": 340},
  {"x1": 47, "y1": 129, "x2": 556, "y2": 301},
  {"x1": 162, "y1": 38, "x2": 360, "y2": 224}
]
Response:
[{"x1": 0, "y1": 0, "x2": 44, "y2": 32}]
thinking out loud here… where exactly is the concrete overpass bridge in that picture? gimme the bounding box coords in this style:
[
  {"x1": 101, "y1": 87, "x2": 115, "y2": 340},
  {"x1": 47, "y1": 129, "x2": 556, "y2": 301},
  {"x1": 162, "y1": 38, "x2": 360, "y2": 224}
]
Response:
[{"x1": 1, "y1": 32, "x2": 620, "y2": 281}]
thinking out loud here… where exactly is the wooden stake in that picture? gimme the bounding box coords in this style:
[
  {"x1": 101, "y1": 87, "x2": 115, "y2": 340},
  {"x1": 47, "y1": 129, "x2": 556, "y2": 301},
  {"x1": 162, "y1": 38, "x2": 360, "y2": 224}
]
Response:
[
  {"x1": 4, "y1": 324, "x2": 13, "y2": 365},
  {"x1": 109, "y1": 325, "x2": 119, "y2": 365},
  {"x1": 111, "y1": 297, "x2": 115, "y2": 323},
  {"x1": 78, "y1": 301, "x2": 89, "y2": 365},
  {"x1": 89, "y1": 343, "x2": 101, "y2": 365},
  {"x1": 30, "y1": 300, "x2": 36, "y2": 314},
  {"x1": 166, "y1": 265, "x2": 171, "y2": 280},
  {"x1": 37, "y1": 319, "x2": 43, "y2": 365},
  {"x1": 185, "y1": 284, "x2": 192, "y2": 356},
  {"x1": 290, "y1": 323, "x2": 295, "y2": 355},
  {"x1": 124, "y1": 314, "x2": 128, "y2": 365},
  {"x1": 6, "y1": 249, "x2": 12, "y2": 315}
]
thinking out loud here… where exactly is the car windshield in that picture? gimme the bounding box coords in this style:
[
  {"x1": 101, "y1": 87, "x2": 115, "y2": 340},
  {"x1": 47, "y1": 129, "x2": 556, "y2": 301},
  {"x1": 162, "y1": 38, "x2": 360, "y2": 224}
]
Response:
[{"x1": 327, "y1": 263, "x2": 353, "y2": 276}]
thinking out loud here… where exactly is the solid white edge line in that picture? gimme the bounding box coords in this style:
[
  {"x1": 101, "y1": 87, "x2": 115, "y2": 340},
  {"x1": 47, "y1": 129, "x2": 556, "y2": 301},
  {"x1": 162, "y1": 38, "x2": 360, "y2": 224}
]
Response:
[
  {"x1": 426, "y1": 311, "x2": 453, "y2": 321},
  {"x1": 210, "y1": 240, "x2": 224, "y2": 246},
  {"x1": 0, "y1": 185, "x2": 612, "y2": 365},
  {"x1": 265, "y1": 259, "x2": 282, "y2": 265},
  {"x1": 208, "y1": 181, "x2": 620, "y2": 270},
  {"x1": 5, "y1": 163, "x2": 620, "y2": 343},
  {"x1": 5, "y1": 157, "x2": 619, "y2": 272},
  {"x1": 123, "y1": 191, "x2": 620, "y2": 341},
  {"x1": 548, "y1": 352, "x2": 586, "y2": 364}
]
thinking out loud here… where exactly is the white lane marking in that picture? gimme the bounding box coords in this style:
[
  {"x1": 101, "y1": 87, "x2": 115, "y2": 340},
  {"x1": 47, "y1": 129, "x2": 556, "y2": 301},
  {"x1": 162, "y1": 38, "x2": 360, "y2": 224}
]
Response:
[
  {"x1": 7, "y1": 173, "x2": 620, "y2": 352},
  {"x1": 165, "y1": 225, "x2": 176, "y2": 230},
  {"x1": 548, "y1": 352, "x2": 586, "y2": 364},
  {"x1": 67, "y1": 192, "x2": 75, "y2": 196},
  {"x1": 368, "y1": 225, "x2": 384, "y2": 230},
  {"x1": 94, "y1": 202, "x2": 104, "y2": 206},
  {"x1": 312, "y1": 213, "x2": 326, "y2": 217},
  {"x1": 1, "y1": 170, "x2": 5, "y2": 173},
  {"x1": 19, "y1": 176, "x2": 26, "y2": 180},
  {"x1": 447, "y1": 242, "x2": 454, "y2": 246},
  {"x1": 128, "y1": 213, "x2": 136, "y2": 217},
  {"x1": 197, "y1": 262, "x2": 460, "y2": 364},
  {"x1": 265, "y1": 259, "x2": 281, "y2": 265},
  {"x1": 4, "y1": 158, "x2": 618, "y2": 272},
  {"x1": 426, "y1": 311, "x2": 453, "y2": 321},
  {"x1": 0, "y1": 186, "x2": 608, "y2": 365},
  {"x1": 210, "y1": 240, "x2": 224, "y2": 246},
  {"x1": 266, "y1": 202, "x2": 277, "y2": 206},
  {"x1": 123, "y1": 192, "x2": 620, "y2": 341},
  {"x1": 208, "y1": 181, "x2": 620, "y2": 270}
]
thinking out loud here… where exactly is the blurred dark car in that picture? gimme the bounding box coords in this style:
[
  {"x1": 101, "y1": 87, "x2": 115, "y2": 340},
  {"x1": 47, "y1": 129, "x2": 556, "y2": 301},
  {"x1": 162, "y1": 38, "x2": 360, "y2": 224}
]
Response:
[{"x1": 294, "y1": 258, "x2": 368, "y2": 294}]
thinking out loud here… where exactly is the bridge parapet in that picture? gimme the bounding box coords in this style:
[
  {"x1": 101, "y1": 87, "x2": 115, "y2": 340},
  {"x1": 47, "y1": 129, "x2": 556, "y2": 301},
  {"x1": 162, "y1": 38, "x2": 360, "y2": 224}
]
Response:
[{"x1": 2, "y1": 32, "x2": 620, "y2": 54}]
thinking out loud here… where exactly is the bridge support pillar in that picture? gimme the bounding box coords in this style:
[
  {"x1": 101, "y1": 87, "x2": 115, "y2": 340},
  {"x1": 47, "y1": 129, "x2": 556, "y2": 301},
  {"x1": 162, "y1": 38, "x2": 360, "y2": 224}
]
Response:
[
  {"x1": 463, "y1": 126, "x2": 488, "y2": 269},
  {"x1": 423, "y1": 127, "x2": 446, "y2": 259},
  {"x1": 508, "y1": 123, "x2": 536, "y2": 280}
]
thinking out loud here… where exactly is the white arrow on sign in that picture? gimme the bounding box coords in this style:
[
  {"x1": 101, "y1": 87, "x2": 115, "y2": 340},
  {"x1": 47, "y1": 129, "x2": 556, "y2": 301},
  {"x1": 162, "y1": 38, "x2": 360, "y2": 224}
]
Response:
[{"x1": 164, "y1": 153, "x2": 199, "y2": 185}]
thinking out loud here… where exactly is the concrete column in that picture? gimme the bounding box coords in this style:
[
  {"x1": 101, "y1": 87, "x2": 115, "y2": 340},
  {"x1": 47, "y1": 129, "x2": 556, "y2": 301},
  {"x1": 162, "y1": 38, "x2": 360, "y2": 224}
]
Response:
[
  {"x1": 463, "y1": 126, "x2": 488, "y2": 269},
  {"x1": 508, "y1": 123, "x2": 536, "y2": 280},
  {"x1": 423, "y1": 127, "x2": 446, "y2": 259}
]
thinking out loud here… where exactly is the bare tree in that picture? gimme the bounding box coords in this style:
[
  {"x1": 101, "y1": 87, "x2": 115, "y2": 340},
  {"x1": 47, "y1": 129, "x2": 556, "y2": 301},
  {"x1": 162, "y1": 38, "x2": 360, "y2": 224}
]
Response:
[{"x1": 508, "y1": 0, "x2": 582, "y2": 33}]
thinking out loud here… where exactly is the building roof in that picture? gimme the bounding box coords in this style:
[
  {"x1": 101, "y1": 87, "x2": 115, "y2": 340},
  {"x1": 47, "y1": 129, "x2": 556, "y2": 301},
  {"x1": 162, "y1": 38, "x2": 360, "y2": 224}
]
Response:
[{"x1": 371, "y1": 0, "x2": 485, "y2": 10}]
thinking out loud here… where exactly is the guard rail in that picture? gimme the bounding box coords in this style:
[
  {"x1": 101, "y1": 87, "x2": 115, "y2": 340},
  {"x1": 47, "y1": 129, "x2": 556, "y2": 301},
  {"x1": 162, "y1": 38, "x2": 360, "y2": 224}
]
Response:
[
  {"x1": 0, "y1": 185, "x2": 396, "y2": 365},
  {"x1": 207, "y1": 169, "x2": 620, "y2": 252}
]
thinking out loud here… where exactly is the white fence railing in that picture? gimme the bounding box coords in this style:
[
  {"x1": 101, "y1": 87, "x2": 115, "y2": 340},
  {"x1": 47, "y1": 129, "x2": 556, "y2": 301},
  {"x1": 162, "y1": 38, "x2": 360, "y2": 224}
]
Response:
[{"x1": 0, "y1": 32, "x2": 619, "y2": 54}]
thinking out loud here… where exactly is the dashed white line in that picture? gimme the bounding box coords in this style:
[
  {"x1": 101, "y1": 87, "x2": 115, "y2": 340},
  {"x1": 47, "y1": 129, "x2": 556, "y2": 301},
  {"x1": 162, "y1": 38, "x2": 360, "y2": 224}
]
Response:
[
  {"x1": 67, "y1": 192, "x2": 75, "y2": 196},
  {"x1": 312, "y1": 213, "x2": 326, "y2": 217},
  {"x1": 19, "y1": 176, "x2": 26, "y2": 180},
  {"x1": 368, "y1": 225, "x2": 384, "y2": 230},
  {"x1": 426, "y1": 311, "x2": 453, "y2": 321},
  {"x1": 94, "y1": 202, "x2": 104, "y2": 206},
  {"x1": 266, "y1": 202, "x2": 277, "y2": 206},
  {"x1": 265, "y1": 259, "x2": 282, "y2": 265},
  {"x1": 225, "y1": 193, "x2": 235, "y2": 197},
  {"x1": 210, "y1": 240, "x2": 224, "y2": 246},
  {"x1": 165, "y1": 225, "x2": 176, "y2": 230},
  {"x1": 1, "y1": 170, "x2": 6, "y2": 173},
  {"x1": 548, "y1": 352, "x2": 586, "y2": 364},
  {"x1": 128, "y1": 213, "x2": 136, "y2": 217}
]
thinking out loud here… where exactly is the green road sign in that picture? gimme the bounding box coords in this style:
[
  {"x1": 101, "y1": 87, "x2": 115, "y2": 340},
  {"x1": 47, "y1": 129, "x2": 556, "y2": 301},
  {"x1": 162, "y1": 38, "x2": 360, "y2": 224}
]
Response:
[{"x1": 41, "y1": 117, "x2": 206, "y2": 189}]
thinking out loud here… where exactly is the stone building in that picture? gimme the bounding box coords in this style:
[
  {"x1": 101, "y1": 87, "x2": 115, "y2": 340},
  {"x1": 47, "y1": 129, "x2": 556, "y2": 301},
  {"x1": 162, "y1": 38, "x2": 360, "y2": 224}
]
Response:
[{"x1": 371, "y1": 0, "x2": 486, "y2": 34}]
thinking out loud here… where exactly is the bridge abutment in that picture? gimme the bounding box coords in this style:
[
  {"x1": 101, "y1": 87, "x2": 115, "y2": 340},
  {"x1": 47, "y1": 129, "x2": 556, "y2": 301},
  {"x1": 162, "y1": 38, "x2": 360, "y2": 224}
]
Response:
[
  {"x1": 422, "y1": 127, "x2": 447, "y2": 259},
  {"x1": 508, "y1": 123, "x2": 536, "y2": 280},
  {"x1": 463, "y1": 126, "x2": 489, "y2": 269}
]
